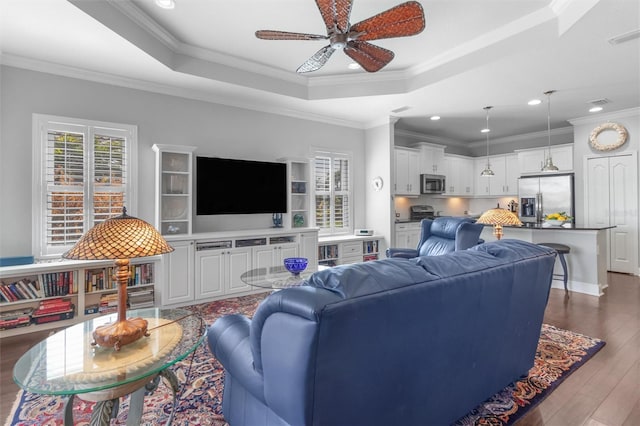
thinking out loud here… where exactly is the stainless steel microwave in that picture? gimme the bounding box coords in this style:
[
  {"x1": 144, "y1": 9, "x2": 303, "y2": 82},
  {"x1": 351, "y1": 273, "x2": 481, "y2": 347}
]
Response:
[{"x1": 420, "y1": 174, "x2": 446, "y2": 194}]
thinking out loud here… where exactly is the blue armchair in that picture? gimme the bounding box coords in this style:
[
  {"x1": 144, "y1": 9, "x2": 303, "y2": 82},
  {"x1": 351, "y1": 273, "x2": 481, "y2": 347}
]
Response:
[{"x1": 387, "y1": 217, "x2": 484, "y2": 258}]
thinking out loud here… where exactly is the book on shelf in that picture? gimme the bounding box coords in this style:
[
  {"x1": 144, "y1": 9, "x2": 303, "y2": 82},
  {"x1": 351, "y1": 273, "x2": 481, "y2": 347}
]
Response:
[
  {"x1": 0, "y1": 316, "x2": 32, "y2": 330},
  {"x1": 0, "y1": 307, "x2": 33, "y2": 321},
  {"x1": 33, "y1": 298, "x2": 73, "y2": 316},
  {"x1": 31, "y1": 307, "x2": 75, "y2": 324}
]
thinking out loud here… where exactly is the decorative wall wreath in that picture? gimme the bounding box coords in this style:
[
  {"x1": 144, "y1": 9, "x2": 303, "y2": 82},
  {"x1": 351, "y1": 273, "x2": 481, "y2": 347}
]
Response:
[{"x1": 589, "y1": 122, "x2": 629, "y2": 151}]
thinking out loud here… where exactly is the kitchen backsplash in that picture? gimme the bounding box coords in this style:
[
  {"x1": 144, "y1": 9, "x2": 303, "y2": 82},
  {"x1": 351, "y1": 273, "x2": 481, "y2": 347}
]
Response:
[{"x1": 394, "y1": 195, "x2": 518, "y2": 220}]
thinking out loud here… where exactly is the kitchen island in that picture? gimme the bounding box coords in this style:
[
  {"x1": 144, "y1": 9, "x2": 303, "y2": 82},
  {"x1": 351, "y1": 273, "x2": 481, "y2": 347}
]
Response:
[{"x1": 480, "y1": 223, "x2": 615, "y2": 297}]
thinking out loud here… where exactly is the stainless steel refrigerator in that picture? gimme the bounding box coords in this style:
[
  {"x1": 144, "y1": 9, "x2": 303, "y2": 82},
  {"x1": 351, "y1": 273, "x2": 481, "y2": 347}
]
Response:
[{"x1": 518, "y1": 173, "x2": 575, "y2": 223}]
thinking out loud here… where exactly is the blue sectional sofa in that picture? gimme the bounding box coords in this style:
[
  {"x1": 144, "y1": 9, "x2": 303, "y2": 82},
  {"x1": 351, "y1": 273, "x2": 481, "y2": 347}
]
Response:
[{"x1": 208, "y1": 240, "x2": 556, "y2": 426}]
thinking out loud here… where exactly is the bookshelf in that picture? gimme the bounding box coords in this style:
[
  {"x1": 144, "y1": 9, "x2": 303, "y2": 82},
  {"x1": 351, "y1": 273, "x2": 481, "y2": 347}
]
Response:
[
  {"x1": 318, "y1": 236, "x2": 381, "y2": 266},
  {"x1": 0, "y1": 259, "x2": 158, "y2": 337}
]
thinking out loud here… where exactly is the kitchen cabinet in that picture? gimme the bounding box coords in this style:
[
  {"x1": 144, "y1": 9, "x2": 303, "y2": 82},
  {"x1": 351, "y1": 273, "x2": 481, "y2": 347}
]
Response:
[
  {"x1": 444, "y1": 155, "x2": 474, "y2": 196},
  {"x1": 161, "y1": 240, "x2": 195, "y2": 306},
  {"x1": 394, "y1": 147, "x2": 420, "y2": 195},
  {"x1": 395, "y1": 222, "x2": 422, "y2": 249},
  {"x1": 517, "y1": 144, "x2": 574, "y2": 174},
  {"x1": 474, "y1": 154, "x2": 518, "y2": 196},
  {"x1": 415, "y1": 143, "x2": 446, "y2": 175}
]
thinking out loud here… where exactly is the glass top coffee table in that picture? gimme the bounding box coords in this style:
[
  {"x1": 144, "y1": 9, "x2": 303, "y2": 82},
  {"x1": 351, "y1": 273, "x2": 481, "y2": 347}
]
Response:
[
  {"x1": 13, "y1": 307, "x2": 206, "y2": 426},
  {"x1": 240, "y1": 266, "x2": 316, "y2": 290}
]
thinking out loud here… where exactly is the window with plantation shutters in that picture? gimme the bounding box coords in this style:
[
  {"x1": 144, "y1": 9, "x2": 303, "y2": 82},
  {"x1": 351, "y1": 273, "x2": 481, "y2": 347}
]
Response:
[
  {"x1": 33, "y1": 115, "x2": 137, "y2": 259},
  {"x1": 313, "y1": 151, "x2": 352, "y2": 235}
]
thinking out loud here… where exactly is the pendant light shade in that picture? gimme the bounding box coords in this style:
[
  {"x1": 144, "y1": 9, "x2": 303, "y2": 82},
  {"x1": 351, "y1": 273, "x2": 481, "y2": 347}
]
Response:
[
  {"x1": 480, "y1": 106, "x2": 495, "y2": 177},
  {"x1": 541, "y1": 90, "x2": 559, "y2": 172}
]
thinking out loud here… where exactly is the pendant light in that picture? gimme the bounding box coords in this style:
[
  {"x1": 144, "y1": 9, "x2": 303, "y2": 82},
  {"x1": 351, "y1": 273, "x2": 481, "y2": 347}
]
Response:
[
  {"x1": 541, "y1": 90, "x2": 559, "y2": 172},
  {"x1": 480, "y1": 106, "x2": 495, "y2": 177}
]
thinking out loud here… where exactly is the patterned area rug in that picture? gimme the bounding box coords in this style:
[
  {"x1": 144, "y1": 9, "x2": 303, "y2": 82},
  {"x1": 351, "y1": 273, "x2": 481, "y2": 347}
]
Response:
[{"x1": 5, "y1": 293, "x2": 605, "y2": 426}]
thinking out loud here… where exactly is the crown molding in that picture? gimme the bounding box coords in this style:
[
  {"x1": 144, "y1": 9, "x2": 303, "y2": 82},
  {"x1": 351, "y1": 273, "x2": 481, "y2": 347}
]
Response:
[
  {"x1": 393, "y1": 128, "x2": 468, "y2": 148},
  {"x1": 467, "y1": 126, "x2": 574, "y2": 148},
  {"x1": 568, "y1": 107, "x2": 640, "y2": 126},
  {"x1": 0, "y1": 54, "x2": 365, "y2": 130}
]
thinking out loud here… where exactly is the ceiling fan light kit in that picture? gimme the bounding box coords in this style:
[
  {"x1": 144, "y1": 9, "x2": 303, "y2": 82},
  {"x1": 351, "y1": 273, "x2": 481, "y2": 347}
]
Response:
[{"x1": 256, "y1": 1, "x2": 426, "y2": 73}]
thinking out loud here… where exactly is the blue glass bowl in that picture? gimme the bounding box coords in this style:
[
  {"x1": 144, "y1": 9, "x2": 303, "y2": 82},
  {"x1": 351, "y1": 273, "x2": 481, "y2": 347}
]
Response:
[{"x1": 283, "y1": 257, "x2": 308, "y2": 275}]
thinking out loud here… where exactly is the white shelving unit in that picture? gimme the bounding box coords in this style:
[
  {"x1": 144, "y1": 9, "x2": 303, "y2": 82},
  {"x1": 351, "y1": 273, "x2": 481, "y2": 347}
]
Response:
[
  {"x1": 152, "y1": 144, "x2": 196, "y2": 236},
  {"x1": 0, "y1": 259, "x2": 159, "y2": 338},
  {"x1": 280, "y1": 158, "x2": 311, "y2": 229},
  {"x1": 318, "y1": 235, "x2": 381, "y2": 267}
]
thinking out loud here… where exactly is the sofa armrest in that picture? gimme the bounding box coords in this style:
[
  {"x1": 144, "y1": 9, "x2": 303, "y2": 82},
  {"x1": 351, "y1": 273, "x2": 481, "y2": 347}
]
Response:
[
  {"x1": 386, "y1": 248, "x2": 419, "y2": 258},
  {"x1": 207, "y1": 314, "x2": 266, "y2": 403}
]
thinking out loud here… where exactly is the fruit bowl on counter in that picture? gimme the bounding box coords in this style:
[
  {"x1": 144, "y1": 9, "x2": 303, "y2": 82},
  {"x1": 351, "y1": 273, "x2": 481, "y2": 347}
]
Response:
[{"x1": 544, "y1": 212, "x2": 572, "y2": 226}]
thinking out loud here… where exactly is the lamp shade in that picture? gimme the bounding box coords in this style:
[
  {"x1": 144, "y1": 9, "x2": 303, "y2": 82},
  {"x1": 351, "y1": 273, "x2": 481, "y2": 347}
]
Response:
[
  {"x1": 63, "y1": 208, "x2": 173, "y2": 260},
  {"x1": 476, "y1": 208, "x2": 523, "y2": 226},
  {"x1": 476, "y1": 208, "x2": 522, "y2": 240}
]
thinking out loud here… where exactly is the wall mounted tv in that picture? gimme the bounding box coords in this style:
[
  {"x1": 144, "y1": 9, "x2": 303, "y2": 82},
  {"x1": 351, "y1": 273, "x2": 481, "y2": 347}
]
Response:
[{"x1": 196, "y1": 156, "x2": 287, "y2": 215}]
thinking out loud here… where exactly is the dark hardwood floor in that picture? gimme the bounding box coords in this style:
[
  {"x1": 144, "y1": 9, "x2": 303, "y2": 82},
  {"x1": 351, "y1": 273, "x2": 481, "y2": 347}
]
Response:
[{"x1": 1, "y1": 272, "x2": 638, "y2": 425}]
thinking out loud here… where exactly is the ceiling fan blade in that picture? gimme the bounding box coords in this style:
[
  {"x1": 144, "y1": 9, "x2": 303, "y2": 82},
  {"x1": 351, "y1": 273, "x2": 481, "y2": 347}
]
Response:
[
  {"x1": 350, "y1": 1, "x2": 425, "y2": 41},
  {"x1": 315, "y1": 0, "x2": 353, "y2": 34},
  {"x1": 297, "y1": 45, "x2": 336, "y2": 73},
  {"x1": 256, "y1": 30, "x2": 328, "y2": 41},
  {"x1": 344, "y1": 41, "x2": 394, "y2": 72}
]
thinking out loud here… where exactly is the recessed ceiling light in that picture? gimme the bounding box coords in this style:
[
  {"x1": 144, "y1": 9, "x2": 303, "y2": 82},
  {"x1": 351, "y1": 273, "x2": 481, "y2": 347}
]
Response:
[
  {"x1": 347, "y1": 63, "x2": 361, "y2": 70},
  {"x1": 481, "y1": 128, "x2": 490, "y2": 133},
  {"x1": 589, "y1": 106, "x2": 603, "y2": 113},
  {"x1": 430, "y1": 115, "x2": 441, "y2": 121},
  {"x1": 528, "y1": 99, "x2": 542, "y2": 106},
  {"x1": 155, "y1": 0, "x2": 175, "y2": 9}
]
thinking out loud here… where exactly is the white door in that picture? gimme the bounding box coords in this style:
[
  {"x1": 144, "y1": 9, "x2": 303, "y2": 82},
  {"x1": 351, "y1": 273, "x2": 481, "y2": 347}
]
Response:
[{"x1": 585, "y1": 153, "x2": 638, "y2": 274}]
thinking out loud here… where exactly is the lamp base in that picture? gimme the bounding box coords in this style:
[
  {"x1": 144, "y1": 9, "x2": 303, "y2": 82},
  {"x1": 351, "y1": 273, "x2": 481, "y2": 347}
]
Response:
[{"x1": 92, "y1": 317, "x2": 149, "y2": 351}]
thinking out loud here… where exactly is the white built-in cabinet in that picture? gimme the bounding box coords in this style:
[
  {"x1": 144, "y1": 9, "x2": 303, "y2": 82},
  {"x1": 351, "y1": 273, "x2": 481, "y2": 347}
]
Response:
[
  {"x1": 161, "y1": 240, "x2": 194, "y2": 305},
  {"x1": 152, "y1": 144, "x2": 196, "y2": 236},
  {"x1": 584, "y1": 152, "x2": 638, "y2": 274},
  {"x1": 517, "y1": 144, "x2": 574, "y2": 174},
  {"x1": 444, "y1": 155, "x2": 474, "y2": 196},
  {"x1": 162, "y1": 229, "x2": 319, "y2": 307},
  {"x1": 394, "y1": 147, "x2": 420, "y2": 195},
  {"x1": 474, "y1": 154, "x2": 518, "y2": 196},
  {"x1": 279, "y1": 158, "x2": 311, "y2": 229}
]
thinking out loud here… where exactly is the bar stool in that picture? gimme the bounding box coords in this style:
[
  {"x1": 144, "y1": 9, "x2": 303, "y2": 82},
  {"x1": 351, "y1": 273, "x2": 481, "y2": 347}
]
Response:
[{"x1": 538, "y1": 243, "x2": 570, "y2": 293}]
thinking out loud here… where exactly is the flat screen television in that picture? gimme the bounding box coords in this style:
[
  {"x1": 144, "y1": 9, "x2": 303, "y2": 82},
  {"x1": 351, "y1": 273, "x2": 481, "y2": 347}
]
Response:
[{"x1": 196, "y1": 156, "x2": 287, "y2": 215}]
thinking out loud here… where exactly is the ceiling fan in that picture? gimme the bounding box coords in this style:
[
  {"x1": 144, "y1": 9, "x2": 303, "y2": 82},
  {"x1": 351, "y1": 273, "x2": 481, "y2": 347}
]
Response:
[{"x1": 255, "y1": 0, "x2": 425, "y2": 73}]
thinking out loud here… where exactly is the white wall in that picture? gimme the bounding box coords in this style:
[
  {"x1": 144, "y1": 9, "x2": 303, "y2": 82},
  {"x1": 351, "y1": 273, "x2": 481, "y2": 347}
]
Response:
[
  {"x1": 364, "y1": 121, "x2": 395, "y2": 254},
  {"x1": 0, "y1": 66, "x2": 367, "y2": 258}
]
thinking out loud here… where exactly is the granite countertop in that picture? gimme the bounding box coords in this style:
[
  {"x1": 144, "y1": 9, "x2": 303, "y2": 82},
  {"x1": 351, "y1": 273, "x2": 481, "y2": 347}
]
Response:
[{"x1": 505, "y1": 223, "x2": 616, "y2": 231}]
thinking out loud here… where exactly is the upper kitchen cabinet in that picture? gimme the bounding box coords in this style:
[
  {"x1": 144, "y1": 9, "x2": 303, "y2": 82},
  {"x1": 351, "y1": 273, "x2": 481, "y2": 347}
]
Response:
[
  {"x1": 474, "y1": 154, "x2": 518, "y2": 197},
  {"x1": 394, "y1": 147, "x2": 420, "y2": 196},
  {"x1": 414, "y1": 143, "x2": 446, "y2": 175},
  {"x1": 444, "y1": 155, "x2": 474, "y2": 196},
  {"x1": 517, "y1": 144, "x2": 573, "y2": 174}
]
